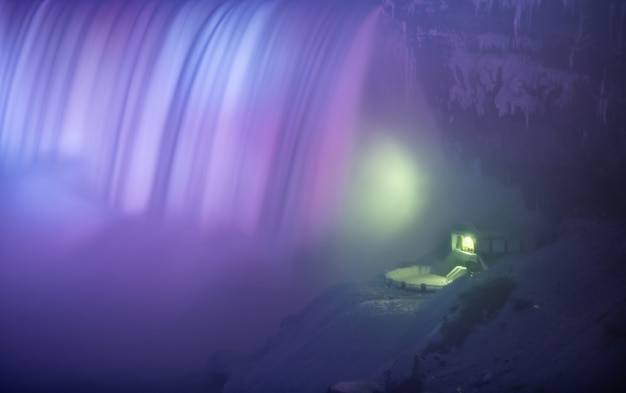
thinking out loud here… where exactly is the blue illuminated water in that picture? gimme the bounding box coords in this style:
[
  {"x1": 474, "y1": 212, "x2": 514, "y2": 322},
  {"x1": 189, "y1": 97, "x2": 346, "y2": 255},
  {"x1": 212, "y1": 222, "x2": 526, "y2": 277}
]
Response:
[{"x1": 0, "y1": 0, "x2": 379, "y2": 241}]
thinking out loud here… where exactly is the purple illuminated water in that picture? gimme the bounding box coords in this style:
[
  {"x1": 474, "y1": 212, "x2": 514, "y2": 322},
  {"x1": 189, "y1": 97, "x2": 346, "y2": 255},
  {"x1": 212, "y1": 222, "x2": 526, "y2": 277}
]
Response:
[
  {"x1": 0, "y1": 0, "x2": 377, "y2": 238},
  {"x1": 0, "y1": 0, "x2": 392, "y2": 389}
]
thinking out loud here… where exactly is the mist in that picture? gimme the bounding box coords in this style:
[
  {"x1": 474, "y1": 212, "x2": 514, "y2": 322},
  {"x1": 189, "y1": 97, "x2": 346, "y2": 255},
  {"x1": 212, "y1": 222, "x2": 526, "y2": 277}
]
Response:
[{"x1": 0, "y1": 0, "x2": 557, "y2": 391}]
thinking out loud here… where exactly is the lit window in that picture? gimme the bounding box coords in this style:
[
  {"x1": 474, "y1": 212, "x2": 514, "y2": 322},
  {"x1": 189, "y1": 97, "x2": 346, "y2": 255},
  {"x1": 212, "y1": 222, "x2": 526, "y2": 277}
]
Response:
[{"x1": 461, "y1": 236, "x2": 475, "y2": 253}]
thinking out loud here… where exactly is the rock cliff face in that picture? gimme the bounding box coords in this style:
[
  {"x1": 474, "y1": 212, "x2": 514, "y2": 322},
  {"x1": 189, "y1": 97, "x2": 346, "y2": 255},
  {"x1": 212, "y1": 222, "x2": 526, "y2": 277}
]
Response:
[
  {"x1": 224, "y1": 218, "x2": 626, "y2": 393},
  {"x1": 381, "y1": 0, "x2": 626, "y2": 219}
]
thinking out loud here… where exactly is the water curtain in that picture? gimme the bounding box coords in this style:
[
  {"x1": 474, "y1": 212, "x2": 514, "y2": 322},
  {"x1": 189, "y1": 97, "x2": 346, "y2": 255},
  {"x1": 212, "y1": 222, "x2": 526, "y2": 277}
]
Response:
[{"x1": 0, "y1": 0, "x2": 378, "y2": 240}]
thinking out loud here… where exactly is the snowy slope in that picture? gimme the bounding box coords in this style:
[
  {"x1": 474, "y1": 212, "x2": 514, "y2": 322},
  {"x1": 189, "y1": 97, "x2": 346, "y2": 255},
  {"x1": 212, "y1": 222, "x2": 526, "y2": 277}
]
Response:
[{"x1": 224, "y1": 218, "x2": 626, "y2": 393}]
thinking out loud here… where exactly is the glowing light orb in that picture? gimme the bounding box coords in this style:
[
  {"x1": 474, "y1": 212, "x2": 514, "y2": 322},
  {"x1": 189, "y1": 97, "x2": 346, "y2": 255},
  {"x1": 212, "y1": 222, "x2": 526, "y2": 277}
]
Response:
[{"x1": 342, "y1": 134, "x2": 427, "y2": 240}]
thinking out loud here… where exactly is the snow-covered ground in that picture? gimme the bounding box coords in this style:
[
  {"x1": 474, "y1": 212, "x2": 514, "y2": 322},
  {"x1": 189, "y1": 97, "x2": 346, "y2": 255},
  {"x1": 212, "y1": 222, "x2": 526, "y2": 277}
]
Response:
[
  {"x1": 2, "y1": 168, "x2": 624, "y2": 393},
  {"x1": 224, "y1": 218, "x2": 626, "y2": 393}
]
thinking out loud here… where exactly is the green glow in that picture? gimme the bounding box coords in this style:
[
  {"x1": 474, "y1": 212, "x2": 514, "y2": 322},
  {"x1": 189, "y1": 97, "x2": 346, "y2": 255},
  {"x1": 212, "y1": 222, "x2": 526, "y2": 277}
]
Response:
[{"x1": 342, "y1": 134, "x2": 427, "y2": 240}]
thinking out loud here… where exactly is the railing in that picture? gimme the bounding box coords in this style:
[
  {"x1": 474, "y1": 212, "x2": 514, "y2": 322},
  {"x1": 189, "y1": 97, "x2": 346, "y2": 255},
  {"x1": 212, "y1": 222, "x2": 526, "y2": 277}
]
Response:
[{"x1": 446, "y1": 265, "x2": 468, "y2": 283}]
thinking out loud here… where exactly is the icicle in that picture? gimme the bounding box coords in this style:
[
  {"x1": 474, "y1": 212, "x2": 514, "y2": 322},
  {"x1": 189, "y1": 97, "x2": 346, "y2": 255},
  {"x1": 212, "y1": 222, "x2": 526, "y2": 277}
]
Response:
[
  {"x1": 617, "y1": 3, "x2": 626, "y2": 51},
  {"x1": 609, "y1": 2, "x2": 615, "y2": 39},
  {"x1": 404, "y1": 43, "x2": 415, "y2": 104},
  {"x1": 400, "y1": 19, "x2": 415, "y2": 104},
  {"x1": 524, "y1": 109, "x2": 530, "y2": 129},
  {"x1": 580, "y1": 128, "x2": 588, "y2": 148},
  {"x1": 569, "y1": 10, "x2": 584, "y2": 69},
  {"x1": 622, "y1": 125, "x2": 626, "y2": 158},
  {"x1": 535, "y1": 191, "x2": 539, "y2": 212},
  {"x1": 596, "y1": 69, "x2": 609, "y2": 125},
  {"x1": 407, "y1": 0, "x2": 416, "y2": 16},
  {"x1": 527, "y1": 0, "x2": 535, "y2": 27},
  {"x1": 513, "y1": 3, "x2": 522, "y2": 45},
  {"x1": 473, "y1": 0, "x2": 496, "y2": 14},
  {"x1": 384, "y1": 0, "x2": 395, "y2": 18},
  {"x1": 512, "y1": 0, "x2": 544, "y2": 47},
  {"x1": 472, "y1": 0, "x2": 481, "y2": 14}
]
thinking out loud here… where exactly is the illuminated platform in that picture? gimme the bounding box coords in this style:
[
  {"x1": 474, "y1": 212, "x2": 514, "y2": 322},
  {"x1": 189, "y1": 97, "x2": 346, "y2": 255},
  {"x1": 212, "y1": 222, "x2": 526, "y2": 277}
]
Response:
[{"x1": 385, "y1": 265, "x2": 447, "y2": 292}]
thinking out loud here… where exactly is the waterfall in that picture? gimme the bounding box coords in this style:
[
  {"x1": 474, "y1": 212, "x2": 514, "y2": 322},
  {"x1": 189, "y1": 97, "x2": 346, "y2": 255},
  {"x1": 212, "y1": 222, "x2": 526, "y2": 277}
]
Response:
[{"x1": 0, "y1": 0, "x2": 379, "y2": 240}]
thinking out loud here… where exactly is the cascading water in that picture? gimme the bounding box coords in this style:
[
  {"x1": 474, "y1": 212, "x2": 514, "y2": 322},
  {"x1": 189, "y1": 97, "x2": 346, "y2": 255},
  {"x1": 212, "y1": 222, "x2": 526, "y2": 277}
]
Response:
[
  {"x1": 1, "y1": 0, "x2": 413, "y2": 389},
  {"x1": 0, "y1": 0, "x2": 378, "y2": 242}
]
